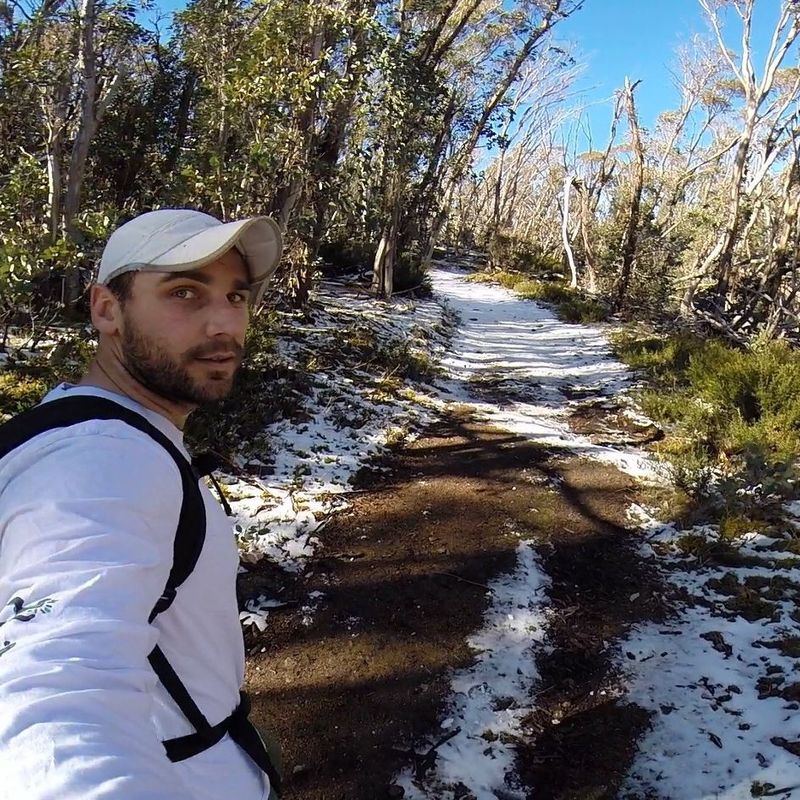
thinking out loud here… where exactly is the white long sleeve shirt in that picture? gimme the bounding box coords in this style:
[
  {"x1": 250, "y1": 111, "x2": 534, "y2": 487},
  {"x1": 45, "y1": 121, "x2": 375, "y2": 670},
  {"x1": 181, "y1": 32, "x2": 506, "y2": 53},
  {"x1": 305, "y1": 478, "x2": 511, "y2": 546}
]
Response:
[{"x1": 0, "y1": 384, "x2": 268, "y2": 800}]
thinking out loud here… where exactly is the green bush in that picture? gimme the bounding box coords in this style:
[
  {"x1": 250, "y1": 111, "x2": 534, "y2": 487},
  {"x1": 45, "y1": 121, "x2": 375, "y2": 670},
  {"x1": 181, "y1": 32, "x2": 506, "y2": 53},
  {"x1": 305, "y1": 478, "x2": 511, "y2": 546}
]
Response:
[
  {"x1": 487, "y1": 232, "x2": 563, "y2": 275},
  {"x1": 611, "y1": 330, "x2": 706, "y2": 382},
  {"x1": 515, "y1": 279, "x2": 574, "y2": 304},
  {"x1": 614, "y1": 329, "x2": 800, "y2": 498},
  {"x1": 394, "y1": 251, "x2": 432, "y2": 296},
  {"x1": 556, "y1": 297, "x2": 609, "y2": 324},
  {"x1": 0, "y1": 372, "x2": 48, "y2": 417},
  {"x1": 685, "y1": 340, "x2": 800, "y2": 459},
  {"x1": 319, "y1": 238, "x2": 374, "y2": 274}
]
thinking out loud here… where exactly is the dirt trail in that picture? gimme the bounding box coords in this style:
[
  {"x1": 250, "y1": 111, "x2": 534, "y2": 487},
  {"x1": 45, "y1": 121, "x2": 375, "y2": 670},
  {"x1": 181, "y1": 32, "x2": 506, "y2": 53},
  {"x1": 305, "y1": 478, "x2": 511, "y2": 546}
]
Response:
[{"x1": 241, "y1": 407, "x2": 665, "y2": 800}]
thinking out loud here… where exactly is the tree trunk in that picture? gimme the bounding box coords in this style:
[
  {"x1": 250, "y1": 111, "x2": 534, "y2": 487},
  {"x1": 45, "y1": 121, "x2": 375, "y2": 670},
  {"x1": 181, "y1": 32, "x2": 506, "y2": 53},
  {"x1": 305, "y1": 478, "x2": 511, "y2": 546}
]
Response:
[
  {"x1": 63, "y1": 0, "x2": 96, "y2": 244},
  {"x1": 372, "y1": 199, "x2": 400, "y2": 298},
  {"x1": 46, "y1": 140, "x2": 62, "y2": 245},
  {"x1": 560, "y1": 172, "x2": 578, "y2": 288},
  {"x1": 613, "y1": 78, "x2": 644, "y2": 312},
  {"x1": 577, "y1": 184, "x2": 598, "y2": 294},
  {"x1": 163, "y1": 72, "x2": 197, "y2": 177}
]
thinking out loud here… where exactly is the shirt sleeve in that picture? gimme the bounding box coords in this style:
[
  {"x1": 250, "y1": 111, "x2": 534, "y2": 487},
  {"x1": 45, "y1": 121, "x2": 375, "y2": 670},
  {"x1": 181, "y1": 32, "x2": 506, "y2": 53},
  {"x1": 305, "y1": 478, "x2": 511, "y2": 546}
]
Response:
[{"x1": 0, "y1": 425, "x2": 194, "y2": 800}]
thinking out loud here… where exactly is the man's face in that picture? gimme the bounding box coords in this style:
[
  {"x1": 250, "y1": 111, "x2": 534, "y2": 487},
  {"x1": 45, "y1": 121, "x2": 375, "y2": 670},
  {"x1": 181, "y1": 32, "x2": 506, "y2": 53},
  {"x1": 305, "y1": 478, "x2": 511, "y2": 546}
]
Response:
[{"x1": 115, "y1": 248, "x2": 251, "y2": 406}]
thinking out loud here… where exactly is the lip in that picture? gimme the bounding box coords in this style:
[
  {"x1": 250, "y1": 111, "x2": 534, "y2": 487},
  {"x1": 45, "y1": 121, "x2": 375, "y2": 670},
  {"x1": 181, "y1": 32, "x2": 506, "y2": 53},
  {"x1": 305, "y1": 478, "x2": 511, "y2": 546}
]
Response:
[{"x1": 196, "y1": 354, "x2": 237, "y2": 363}]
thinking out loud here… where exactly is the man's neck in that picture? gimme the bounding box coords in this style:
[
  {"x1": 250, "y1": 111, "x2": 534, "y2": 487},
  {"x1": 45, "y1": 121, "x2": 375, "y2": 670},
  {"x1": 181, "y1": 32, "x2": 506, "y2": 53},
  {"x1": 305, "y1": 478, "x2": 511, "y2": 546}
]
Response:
[{"x1": 78, "y1": 352, "x2": 194, "y2": 431}]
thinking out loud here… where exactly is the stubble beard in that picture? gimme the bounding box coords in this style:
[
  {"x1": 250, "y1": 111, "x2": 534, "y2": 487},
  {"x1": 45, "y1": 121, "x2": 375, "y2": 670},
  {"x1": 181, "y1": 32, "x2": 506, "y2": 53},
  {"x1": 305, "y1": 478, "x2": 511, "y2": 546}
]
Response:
[{"x1": 120, "y1": 315, "x2": 243, "y2": 406}]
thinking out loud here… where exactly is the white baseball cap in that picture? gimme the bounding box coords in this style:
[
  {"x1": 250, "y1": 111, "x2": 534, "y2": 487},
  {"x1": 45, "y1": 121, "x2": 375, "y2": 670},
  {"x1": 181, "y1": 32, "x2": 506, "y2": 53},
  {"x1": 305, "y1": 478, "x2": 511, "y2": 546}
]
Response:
[{"x1": 97, "y1": 209, "x2": 283, "y2": 305}]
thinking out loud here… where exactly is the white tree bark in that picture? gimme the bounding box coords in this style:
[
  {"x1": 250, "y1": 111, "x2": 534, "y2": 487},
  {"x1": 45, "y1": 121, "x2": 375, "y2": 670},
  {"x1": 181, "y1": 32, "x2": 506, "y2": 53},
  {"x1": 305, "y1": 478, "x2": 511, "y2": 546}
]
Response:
[{"x1": 560, "y1": 172, "x2": 578, "y2": 288}]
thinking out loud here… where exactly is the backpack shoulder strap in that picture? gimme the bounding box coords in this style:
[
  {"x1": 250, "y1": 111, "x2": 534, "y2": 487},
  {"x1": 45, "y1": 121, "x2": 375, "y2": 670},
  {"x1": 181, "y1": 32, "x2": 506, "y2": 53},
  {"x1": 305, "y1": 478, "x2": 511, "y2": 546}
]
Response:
[{"x1": 0, "y1": 395, "x2": 206, "y2": 621}]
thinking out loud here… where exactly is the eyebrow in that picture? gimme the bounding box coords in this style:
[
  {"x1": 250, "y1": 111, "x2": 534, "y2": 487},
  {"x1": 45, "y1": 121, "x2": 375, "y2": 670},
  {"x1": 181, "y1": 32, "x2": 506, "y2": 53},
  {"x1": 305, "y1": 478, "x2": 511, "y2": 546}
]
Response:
[{"x1": 158, "y1": 269, "x2": 251, "y2": 292}]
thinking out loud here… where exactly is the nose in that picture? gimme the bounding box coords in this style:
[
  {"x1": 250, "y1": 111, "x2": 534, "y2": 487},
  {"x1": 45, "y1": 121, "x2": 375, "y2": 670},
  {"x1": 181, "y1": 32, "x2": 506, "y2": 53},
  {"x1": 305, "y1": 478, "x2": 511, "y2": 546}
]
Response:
[{"x1": 203, "y1": 294, "x2": 248, "y2": 341}]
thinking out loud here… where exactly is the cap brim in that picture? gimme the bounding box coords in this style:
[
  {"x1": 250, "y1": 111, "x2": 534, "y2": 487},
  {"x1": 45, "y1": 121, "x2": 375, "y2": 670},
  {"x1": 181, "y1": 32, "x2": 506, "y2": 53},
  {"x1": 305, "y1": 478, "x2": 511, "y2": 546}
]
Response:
[{"x1": 146, "y1": 216, "x2": 283, "y2": 304}]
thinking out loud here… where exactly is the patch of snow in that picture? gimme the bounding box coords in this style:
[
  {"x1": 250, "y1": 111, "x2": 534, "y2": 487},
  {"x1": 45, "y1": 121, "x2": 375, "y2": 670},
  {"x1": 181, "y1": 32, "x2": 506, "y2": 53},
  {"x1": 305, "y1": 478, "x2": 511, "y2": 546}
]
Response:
[
  {"x1": 620, "y1": 512, "x2": 800, "y2": 799},
  {"x1": 219, "y1": 284, "x2": 451, "y2": 570},
  {"x1": 239, "y1": 594, "x2": 288, "y2": 633},
  {"x1": 427, "y1": 267, "x2": 664, "y2": 483},
  {"x1": 397, "y1": 541, "x2": 549, "y2": 800}
]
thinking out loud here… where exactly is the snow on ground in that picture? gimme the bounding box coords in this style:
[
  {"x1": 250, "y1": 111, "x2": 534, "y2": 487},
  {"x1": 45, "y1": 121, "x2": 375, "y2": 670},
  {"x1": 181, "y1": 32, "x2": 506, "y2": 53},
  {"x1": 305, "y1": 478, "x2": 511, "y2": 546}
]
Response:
[
  {"x1": 428, "y1": 267, "x2": 661, "y2": 482},
  {"x1": 227, "y1": 282, "x2": 451, "y2": 575},
  {"x1": 428, "y1": 259, "x2": 800, "y2": 800},
  {"x1": 619, "y1": 504, "x2": 800, "y2": 800},
  {"x1": 391, "y1": 266, "x2": 800, "y2": 799},
  {"x1": 6, "y1": 263, "x2": 799, "y2": 796},
  {"x1": 397, "y1": 539, "x2": 549, "y2": 800}
]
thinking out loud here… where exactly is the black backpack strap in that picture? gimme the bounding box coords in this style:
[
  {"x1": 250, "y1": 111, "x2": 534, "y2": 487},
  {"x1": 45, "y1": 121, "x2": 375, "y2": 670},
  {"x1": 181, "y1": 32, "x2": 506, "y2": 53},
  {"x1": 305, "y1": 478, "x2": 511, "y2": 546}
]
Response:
[{"x1": 0, "y1": 395, "x2": 206, "y2": 621}]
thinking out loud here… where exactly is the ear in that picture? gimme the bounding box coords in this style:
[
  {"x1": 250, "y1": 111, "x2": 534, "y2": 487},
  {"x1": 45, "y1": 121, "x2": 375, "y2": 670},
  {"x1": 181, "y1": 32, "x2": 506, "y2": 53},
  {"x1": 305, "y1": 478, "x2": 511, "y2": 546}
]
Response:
[{"x1": 90, "y1": 284, "x2": 124, "y2": 335}]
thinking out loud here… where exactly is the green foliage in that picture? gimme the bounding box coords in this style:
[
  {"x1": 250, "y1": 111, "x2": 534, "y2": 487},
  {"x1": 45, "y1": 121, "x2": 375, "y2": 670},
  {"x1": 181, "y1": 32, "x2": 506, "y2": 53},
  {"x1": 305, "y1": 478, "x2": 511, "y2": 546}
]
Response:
[
  {"x1": 610, "y1": 330, "x2": 706, "y2": 383},
  {"x1": 488, "y1": 232, "x2": 563, "y2": 275},
  {"x1": 0, "y1": 154, "x2": 51, "y2": 313},
  {"x1": 319, "y1": 239, "x2": 375, "y2": 274},
  {"x1": 614, "y1": 329, "x2": 800, "y2": 499},
  {"x1": 394, "y1": 250, "x2": 432, "y2": 296},
  {"x1": 556, "y1": 296, "x2": 610, "y2": 324},
  {"x1": 0, "y1": 335, "x2": 94, "y2": 419},
  {"x1": 0, "y1": 372, "x2": 48, "y2": 417},
  {"x1": 515, "y1": 279, "x2": 574, "y2": 304}
]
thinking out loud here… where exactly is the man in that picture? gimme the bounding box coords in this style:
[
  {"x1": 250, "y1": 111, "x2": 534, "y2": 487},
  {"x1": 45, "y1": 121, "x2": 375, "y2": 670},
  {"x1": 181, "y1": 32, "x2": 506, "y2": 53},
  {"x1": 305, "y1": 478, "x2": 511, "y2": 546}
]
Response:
[{"x1": 0, "y1": 209, "x2": 283, "y2": 800}]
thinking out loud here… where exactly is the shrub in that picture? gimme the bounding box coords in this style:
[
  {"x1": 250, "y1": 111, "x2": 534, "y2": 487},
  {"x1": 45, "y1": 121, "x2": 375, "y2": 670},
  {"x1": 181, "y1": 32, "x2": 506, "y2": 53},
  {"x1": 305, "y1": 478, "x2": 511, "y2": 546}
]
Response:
[
  {"x1": 557, "y1": 297, "x2": 609, "y2": 324},
  {"x1": 614, "y1": 328, "x2": 800, "y2": 505},
  {"x1": 514, "y1": 279, "x2": 574, "y2": 304},
  {"x1": 319, "y1": 239, "x2": 374, "y2": 275},
  {"x1": 487, "y1": 232, "x2": 563, "y2": 275},
  {"x1": 0, "y1": 372, "x2": 48, "y2": 417},
  {"x1": 685, "y1": 340, "x2": 800, "y2": 459},
  {"x1": 394, "y1": 251, "x2": 432, "y2": 296},
  {"x1": 611, "y1": 330, "x2": 706, "y2": 382}
]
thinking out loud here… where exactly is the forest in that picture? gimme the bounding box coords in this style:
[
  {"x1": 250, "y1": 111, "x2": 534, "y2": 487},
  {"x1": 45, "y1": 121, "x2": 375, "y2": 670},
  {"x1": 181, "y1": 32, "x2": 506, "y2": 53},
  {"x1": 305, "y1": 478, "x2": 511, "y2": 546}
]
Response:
[{"x1": 0, "y1": 0, "x2": 797, "y2": 338}]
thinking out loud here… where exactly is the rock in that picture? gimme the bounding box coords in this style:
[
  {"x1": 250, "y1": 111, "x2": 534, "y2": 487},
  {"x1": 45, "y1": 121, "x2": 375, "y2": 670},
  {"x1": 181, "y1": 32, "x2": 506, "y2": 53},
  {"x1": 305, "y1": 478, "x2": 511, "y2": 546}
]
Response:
[{"x1": 771, "y1": 736, "x2": 800, "y2": 757}]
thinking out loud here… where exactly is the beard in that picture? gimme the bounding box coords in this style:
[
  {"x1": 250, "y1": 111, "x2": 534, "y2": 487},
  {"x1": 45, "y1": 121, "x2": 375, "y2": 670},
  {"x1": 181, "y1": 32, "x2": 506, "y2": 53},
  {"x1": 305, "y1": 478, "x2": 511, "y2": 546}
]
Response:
[{"x1": 120, "y1": 314, "x2": 244, "y2": 406}]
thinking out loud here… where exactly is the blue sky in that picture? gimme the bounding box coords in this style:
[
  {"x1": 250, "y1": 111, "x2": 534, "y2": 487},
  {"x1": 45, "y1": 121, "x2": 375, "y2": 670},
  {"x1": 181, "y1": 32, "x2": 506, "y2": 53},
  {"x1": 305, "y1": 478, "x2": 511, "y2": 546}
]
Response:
[{"x1": 555, "y1": 0, "x2": 785, "y2": 139}]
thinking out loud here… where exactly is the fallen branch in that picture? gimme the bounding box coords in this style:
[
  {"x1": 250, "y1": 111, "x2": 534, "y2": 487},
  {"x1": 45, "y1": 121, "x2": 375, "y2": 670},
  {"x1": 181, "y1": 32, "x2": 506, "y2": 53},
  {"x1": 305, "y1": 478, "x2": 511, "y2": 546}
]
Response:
[{"x1": 433, "y1": 571, "x2": 494, "y2": 593}]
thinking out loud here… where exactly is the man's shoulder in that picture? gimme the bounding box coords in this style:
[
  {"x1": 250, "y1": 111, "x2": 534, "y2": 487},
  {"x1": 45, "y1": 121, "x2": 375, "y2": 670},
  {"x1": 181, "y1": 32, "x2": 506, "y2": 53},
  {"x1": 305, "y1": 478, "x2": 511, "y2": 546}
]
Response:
[{"x1": 0, "y1": 414, "x2": 183, "y2": 500}]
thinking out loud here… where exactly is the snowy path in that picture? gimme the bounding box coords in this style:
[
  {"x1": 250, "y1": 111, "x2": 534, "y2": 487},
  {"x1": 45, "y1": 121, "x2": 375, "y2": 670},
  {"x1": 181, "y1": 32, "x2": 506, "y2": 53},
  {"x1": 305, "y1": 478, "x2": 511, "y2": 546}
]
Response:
[
  {"x1": 397, "y1": 266, "x2": 660, "y2": 799},
  {"x1": 399, "y1": 267, "x2": 800, "y2": 800}
]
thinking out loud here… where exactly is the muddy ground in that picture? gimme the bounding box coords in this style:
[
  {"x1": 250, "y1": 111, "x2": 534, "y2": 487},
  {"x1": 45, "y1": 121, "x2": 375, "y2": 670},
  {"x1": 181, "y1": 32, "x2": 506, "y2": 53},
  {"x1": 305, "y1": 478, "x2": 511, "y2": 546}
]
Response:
[{"x1": 240, "y1": 406, "x2": 668, "y2": 800}]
